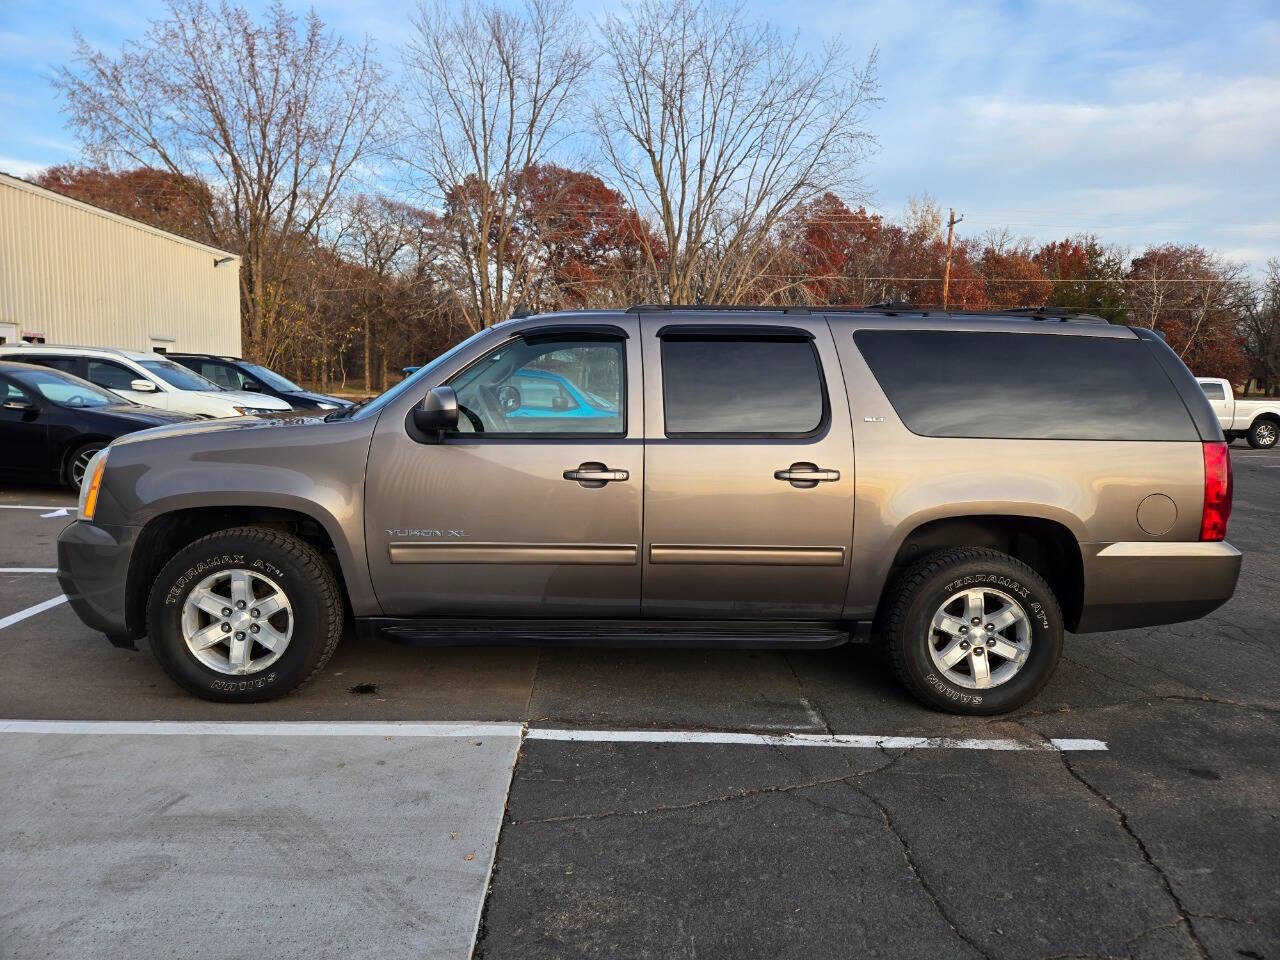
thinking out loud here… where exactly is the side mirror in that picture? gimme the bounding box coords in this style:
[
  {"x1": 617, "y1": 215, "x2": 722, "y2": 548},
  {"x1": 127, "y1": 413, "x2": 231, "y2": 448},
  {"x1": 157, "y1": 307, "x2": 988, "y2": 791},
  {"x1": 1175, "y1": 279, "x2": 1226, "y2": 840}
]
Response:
[
  {"x1": 409, "y1": 385, "x2": 459, "y2": 442},
  {"x1": 130, "y1": 379, "x2": 158, "y2": 393}
]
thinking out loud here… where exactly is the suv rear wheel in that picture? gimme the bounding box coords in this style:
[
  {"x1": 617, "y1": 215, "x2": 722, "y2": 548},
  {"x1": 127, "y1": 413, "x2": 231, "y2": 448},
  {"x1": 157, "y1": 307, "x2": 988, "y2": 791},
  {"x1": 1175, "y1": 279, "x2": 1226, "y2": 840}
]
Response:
[
  {"x1": 882, "y1": 547, "x2": 1063, "y2": 715},
  {"x1": 146, "y1": 527, "x2": 343, "y2": 702}
]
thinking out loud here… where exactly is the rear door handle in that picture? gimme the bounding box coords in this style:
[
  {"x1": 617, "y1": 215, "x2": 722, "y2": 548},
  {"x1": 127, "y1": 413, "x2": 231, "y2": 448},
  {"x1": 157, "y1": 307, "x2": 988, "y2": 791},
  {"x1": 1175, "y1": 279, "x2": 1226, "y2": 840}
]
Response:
[
  {"x1": 775, "y1": 463, "x2": 840, "y2": 487},
  {"x1": 564, "y1": 462, "x2": 629, "y2": 487}
]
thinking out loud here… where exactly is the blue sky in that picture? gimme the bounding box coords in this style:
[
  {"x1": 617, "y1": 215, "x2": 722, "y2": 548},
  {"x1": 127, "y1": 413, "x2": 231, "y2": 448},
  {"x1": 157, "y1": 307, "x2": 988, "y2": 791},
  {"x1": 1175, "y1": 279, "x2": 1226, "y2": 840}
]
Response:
[{"x1": 2, "y1": 0, "x2": 1278, "y2": 270}]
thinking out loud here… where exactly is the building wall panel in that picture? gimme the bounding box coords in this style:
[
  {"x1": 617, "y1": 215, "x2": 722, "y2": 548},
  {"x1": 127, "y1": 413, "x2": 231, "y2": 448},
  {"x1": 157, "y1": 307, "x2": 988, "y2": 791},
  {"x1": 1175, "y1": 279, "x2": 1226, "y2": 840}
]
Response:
[{"x1": 0, "y1": 173, "x2": 241, "y2": 355}]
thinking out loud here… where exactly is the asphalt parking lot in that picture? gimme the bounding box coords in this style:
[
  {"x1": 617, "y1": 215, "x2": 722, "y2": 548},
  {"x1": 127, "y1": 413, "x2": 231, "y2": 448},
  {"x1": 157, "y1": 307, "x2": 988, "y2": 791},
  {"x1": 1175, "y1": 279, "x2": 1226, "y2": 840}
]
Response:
[{"x1": 1, "y1": 450, "x2": 1277, "y2": 960}]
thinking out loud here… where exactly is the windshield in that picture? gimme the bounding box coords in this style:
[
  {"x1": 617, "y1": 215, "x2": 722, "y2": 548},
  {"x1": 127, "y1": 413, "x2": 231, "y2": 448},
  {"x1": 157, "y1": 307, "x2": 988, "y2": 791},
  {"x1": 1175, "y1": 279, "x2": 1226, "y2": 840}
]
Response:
[
  {"x1": 8, "y1": 366, "x2": 123, "y2": 408},
  {"x1": 139, "y1": 359, "x2": 222, "y2": 391},
  {"x1": 342, "y1": 333, "x2": 487, "y2": 421},
  {"x1": 242, "y1": 363, "x2": 302, "y2": 392}
]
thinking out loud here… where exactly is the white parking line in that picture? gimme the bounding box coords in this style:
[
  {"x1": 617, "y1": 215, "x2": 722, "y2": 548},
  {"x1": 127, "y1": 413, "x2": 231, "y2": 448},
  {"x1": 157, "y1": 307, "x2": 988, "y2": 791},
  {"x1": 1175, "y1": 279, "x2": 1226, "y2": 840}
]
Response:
[
  {"x1": 0, "y1": 567, "x2": 58, "y2": 573},
  {"x1": 0, "y1": 595, "x2": 67, "y2": 630},
  {"x1": 0, "y1": 504, "x2": 71, "y2": 511},
  {"x1": 0, "y1": 720, "x2": 524, "y2": 737},
  {"x1": 528, "y1": 728, "x2": 1108, "y2": 751},
  {"x1": 1, "y1": 719, "x2": 1107, "y2": 751}
]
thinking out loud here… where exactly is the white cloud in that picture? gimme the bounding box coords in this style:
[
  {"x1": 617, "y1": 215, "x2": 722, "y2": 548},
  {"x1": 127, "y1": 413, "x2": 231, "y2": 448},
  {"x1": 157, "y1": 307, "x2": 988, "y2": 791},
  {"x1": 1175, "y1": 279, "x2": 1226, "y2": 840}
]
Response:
[{"x1": 0, "y1": 156, "x2": 47, "y2": 178}]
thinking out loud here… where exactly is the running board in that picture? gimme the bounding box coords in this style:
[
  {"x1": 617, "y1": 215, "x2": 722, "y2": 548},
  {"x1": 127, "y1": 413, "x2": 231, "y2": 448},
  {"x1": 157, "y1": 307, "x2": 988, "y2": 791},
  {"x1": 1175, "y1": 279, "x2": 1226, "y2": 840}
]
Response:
[{"x1": 358, "y1": 618, "x2": 852, "y2": 649}]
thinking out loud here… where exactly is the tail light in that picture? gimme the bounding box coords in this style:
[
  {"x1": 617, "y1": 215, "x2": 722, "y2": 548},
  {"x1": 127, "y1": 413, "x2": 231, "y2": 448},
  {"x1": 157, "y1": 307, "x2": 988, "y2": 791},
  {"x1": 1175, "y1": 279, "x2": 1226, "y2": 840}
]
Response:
[{"x1": 1199, "y1": 441, "x2": 1232, "y2": 541}]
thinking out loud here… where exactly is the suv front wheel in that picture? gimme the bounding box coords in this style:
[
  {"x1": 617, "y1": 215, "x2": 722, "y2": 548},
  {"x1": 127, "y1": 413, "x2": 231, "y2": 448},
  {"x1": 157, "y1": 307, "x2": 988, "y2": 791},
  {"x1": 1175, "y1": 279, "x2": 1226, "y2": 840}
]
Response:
[
  {"x1": 882, "y1": 547, "x2": 1063, "y2": 715},
  {"x1": 146, "y1": 527, "x2": 344, "y2": 702}
]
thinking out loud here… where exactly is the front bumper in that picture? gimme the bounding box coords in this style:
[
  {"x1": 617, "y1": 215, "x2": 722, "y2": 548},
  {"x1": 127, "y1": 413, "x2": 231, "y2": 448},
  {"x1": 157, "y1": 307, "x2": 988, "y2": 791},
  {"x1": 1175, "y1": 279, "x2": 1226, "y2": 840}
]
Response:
[
  {"x1": 57, "y1": 520, "x2": 142, "y2": 645},
  {"x1": 1075, "y1": 540, "x2": 1242, "y2": 633}
]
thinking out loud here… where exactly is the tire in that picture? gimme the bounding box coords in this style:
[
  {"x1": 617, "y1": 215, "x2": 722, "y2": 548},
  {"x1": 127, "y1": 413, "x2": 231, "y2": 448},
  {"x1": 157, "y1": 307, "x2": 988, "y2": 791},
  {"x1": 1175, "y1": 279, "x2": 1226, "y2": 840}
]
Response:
[
  {"x1": 882, "y1": 547, "x2": 1063, "y2": 715},
  {"x1": 146, "y1": 526, "x2": 343, "y2": 702},
  {"x1": 1247, "y1": 419, "x2": 1278, "y2": 449},
  {"x1": 64, "y1": 440, "x2": 106, "y2": 490}
]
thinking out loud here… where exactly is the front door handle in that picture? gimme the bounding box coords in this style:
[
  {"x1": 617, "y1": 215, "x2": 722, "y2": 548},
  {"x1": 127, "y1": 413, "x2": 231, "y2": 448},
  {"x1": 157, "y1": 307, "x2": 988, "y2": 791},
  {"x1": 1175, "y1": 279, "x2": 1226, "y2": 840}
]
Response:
[
  {"x1": 775, "y1": 463, "x2": 840, "y2": 488},
  {"x1": 564, "y1": 462, "x2": 630, "y2": 488}
]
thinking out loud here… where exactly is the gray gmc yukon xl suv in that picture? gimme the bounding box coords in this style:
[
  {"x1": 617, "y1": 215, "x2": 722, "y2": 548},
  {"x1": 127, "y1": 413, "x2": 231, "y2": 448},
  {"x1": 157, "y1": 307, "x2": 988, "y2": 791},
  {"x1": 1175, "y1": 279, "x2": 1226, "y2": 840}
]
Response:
[{"x1": 58, "y1": 306, "x2": 1242, "y2": 714}]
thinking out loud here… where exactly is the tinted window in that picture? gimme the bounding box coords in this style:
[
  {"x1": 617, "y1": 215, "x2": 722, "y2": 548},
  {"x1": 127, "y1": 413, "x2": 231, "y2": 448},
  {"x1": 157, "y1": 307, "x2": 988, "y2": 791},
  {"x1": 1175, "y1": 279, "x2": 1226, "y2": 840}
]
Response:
[
  {"x1": 243, "y1": 363, "x2": 301, "y2": 392},
  {"x1": 1199, "y1": 381, "x2": 1226, "y2": 401},
  {"x1": 8, "y1": 367, "x2": 120, "y2": 407},
  {"x1": 855, "y1": 330, "x2": 1197, "y2": 441},
  {"x1": 192, "y1": 360, "x2": 245, "y2": 390},
  {"x1": 139, "y1": 359, "x2": 220, "y2": 391},
  {"x1": 447, "y1": 337, "x2": 624, "y2": 435},
  {"x1": 86, "y1": 359, "x2": 139, "y2": 391},
  {"x1": 661, "y1": 336, "x2": 825, "y2": 436},
  {"x1": 26, "y1": 355, "x2": 80, "y2": 374}
]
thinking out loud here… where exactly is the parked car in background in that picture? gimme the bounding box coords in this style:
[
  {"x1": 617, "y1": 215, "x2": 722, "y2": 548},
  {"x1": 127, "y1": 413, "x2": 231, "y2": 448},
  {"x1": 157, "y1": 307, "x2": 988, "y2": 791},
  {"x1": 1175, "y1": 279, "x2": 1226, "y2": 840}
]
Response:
[
  {"x1": 168, "y1": 354, "x2": 351, "y2": 411},
  {"x1": 57, "y1": 306, "x2": 1240, "y2": 715},
  {"x1": 1196, "y1": 378, "x2": 1280, "y2": 448},
  {"x1": 0, "y1": 344, "x2": 293, "y2": 419},
  {"x1": 0, "y1": 361, "x2": 194, "y2": 489},
  {"x1": 494, "y1": 368, "x2": 620, "y2": 422}
]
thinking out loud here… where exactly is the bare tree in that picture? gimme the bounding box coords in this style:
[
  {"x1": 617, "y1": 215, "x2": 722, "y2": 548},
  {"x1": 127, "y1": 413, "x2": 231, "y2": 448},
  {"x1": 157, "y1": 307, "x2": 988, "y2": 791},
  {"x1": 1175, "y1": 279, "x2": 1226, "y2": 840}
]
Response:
[
  {"x1": 401, "y1": 0, "x2": 592, "y2": 330},
  {"x1": 1126, "y1": 244, "x2": 1251, "y2": 382},
  {"x1": 1241, "y1": 259, "x2": 1280, "y2": 395},
  {"x1": 56, "y1": 0, "x2": 389, "y2": 362},
  {"x1": 594, "y1": 0, "x2": 878, "y2": 304}
]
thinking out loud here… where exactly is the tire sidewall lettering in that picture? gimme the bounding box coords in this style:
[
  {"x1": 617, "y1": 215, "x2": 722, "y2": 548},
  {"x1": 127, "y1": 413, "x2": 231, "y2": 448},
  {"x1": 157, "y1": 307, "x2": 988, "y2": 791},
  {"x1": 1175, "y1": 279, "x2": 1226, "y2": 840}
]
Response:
[{"x1": 943, "y1": 572, "x2": 1050, "y2": 630}]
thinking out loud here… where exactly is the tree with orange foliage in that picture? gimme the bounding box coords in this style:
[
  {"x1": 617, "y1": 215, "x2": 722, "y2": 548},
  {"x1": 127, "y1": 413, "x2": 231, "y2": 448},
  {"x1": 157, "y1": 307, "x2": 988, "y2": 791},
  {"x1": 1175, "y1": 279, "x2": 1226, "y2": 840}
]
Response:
[
  {"x1": 1127, "y1": 244, "x2": 1250, "y2": 385},
  {"x1": 34, "y1": 165, "x2": 214, "y2": 244},
  {"x1": 509, "y1": 164, "x2": 665, "y2": 310}
]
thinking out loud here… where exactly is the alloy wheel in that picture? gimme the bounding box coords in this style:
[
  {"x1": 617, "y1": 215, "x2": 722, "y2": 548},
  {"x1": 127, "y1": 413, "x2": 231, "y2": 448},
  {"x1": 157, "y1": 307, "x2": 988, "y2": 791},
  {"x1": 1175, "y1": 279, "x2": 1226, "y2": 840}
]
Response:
[
  {"x1": 928, "y1": 587, "x2": 1032, "y2": 689},
  {"x1": 180, "y1": 568, "x2": 294, "y2": 675}
]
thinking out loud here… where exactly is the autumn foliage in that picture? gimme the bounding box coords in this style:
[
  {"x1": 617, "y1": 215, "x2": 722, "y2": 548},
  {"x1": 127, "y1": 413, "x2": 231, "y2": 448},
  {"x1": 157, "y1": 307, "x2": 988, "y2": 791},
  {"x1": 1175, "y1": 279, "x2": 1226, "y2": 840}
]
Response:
[{"x1": 31, "y1": 165, "x2": 1274, "y2": 394}]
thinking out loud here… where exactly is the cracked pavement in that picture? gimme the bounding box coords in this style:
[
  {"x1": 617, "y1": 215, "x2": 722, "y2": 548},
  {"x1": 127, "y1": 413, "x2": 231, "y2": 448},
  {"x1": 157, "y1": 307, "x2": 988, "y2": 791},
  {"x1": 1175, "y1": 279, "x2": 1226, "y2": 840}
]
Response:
[
  {"x1": 2, "y1": 450, "x2": 1278, "y2": 959},
  {"x1": 473, "y1": 449, "x2": 1280, "y2": 960}
]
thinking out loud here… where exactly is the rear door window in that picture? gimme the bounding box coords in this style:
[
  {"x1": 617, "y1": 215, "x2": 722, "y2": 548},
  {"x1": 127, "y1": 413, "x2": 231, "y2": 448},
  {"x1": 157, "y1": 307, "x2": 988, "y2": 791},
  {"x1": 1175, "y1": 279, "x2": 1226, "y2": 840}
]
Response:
[
  {"x1": 854, "y1": 330, "x2": 1197, "y2": 441},
  {"x1": 660, "y1": 335, "x2": 827, "y2": 437},
  {"x1": 86, "y1": 359, "x2": 141, "y2": 392},
  {"x1": 193, "y1": 361, "x2": 244, "y2": 390},
  {"x1": 23, "y1": 355, "x2": 81, "y2": 376}
]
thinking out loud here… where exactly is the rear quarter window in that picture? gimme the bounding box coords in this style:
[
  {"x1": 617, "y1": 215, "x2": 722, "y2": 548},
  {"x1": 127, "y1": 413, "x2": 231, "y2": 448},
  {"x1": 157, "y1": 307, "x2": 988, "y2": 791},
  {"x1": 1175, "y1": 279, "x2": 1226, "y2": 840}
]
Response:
[{"x1": 854, "y1": 330, "x2": 1198, "y2": 441}]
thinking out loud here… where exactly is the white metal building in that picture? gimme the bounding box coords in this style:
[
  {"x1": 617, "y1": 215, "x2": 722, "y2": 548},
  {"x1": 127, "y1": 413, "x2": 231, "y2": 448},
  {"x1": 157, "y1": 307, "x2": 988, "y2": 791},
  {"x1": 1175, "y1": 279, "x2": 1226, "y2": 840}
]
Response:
[{"x1": 0, "y1": 171, "x2": 241, "y2": 355}]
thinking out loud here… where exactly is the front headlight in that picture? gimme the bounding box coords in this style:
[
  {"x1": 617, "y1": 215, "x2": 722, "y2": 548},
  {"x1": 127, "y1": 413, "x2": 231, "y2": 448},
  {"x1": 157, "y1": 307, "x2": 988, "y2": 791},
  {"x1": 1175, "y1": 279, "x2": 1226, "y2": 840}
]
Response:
[
  {"x1": 232, "y1": 406, "x2": 273, "y2": 416},
  {"x1": 78, "y1": 448, "x2": 109, "y2": 521}
]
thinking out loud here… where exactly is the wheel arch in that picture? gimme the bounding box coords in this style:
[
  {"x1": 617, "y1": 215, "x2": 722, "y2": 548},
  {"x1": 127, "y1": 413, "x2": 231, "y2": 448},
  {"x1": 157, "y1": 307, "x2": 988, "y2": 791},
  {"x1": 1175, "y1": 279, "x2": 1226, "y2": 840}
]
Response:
[
  {"x1": 123, "y1": 502, "x2": 365, "y2": 640},
  {"x1": 878, "y1": 513, "x2": 1085, "y2": 632},
  {"x1": 60, "y1": 434, "x2": 114, "y2": 481}
]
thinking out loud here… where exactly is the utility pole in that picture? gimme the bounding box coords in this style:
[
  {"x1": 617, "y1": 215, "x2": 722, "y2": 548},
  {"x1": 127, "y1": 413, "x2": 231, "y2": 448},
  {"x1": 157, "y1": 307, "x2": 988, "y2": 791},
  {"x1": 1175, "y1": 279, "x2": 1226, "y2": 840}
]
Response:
[{"x1": 942, "y1": 208, "x2": 964, "y2": 308}]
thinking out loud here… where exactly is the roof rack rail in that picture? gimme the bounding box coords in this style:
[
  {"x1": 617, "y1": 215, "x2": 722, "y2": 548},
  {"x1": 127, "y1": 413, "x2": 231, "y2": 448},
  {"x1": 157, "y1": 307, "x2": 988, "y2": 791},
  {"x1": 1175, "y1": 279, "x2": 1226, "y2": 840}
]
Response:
[
  {"x1": 623, "y1": 302, "x2": 1111, "y2": 324},
  {"x1": 1002, "y1": 306, "x2": 1110, "y2": 324},
  {"x1": 627, "y1": 303, "x2": 811, "y2": 315}
]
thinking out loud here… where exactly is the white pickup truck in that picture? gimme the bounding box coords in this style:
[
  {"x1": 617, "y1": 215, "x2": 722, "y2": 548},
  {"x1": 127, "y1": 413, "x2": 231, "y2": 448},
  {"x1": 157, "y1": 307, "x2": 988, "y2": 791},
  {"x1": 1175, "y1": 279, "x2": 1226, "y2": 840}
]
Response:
[{"x1": 1196, "y1": 378, "x2": 1280, "y2": 448}]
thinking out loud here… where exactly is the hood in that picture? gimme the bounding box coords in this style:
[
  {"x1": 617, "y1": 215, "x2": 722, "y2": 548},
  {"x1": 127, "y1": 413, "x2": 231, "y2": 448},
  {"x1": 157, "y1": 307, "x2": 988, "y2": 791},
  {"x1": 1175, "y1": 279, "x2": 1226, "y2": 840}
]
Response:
[
  {"x1": 110, "y1": 410, "x2": 330, "y2": 447},
  {"x1": 286, "y1": 389, "x2": 353, "y2": 408},
  {"x1": 211, "y1": 389, "x2": 294, "y2": 411},
  {"x1": 92, "y1": 404, "x2": 196, "y2": 426}
]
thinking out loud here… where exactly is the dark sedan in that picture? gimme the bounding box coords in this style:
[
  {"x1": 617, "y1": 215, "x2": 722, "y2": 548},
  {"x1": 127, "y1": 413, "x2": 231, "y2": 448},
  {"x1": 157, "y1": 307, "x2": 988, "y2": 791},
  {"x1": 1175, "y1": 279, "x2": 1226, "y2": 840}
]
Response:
[
  {"x1": 168, "y1": 354, "x2": 352, "y2": 411},
  {"x1": 0, "y1": 361, "x2": 195, "y2": 490}
]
